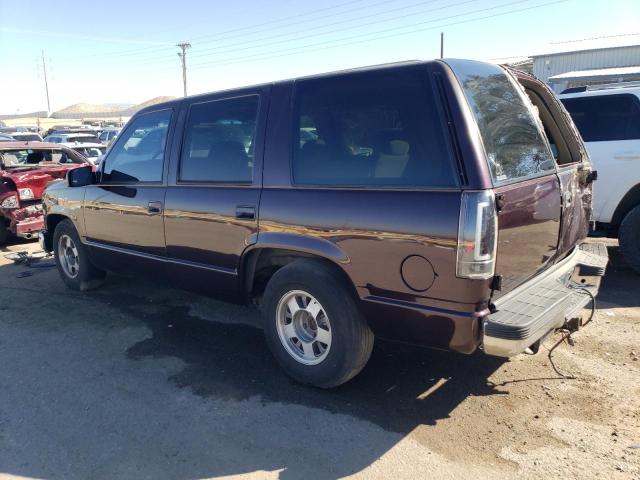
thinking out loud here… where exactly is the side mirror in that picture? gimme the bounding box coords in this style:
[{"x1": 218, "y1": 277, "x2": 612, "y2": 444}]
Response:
[{"x1": 67, "y1": 165, "x2": 94, "y2": 187}]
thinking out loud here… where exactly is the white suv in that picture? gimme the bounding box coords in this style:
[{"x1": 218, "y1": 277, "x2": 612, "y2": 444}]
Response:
[{"x1": 560, "y1": 84, "x2": 640, "y2": 272}]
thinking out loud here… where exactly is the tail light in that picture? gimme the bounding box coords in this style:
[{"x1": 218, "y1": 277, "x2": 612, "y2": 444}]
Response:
[{"x1": 456, "y1": 190, "x2": 498, "y2": 279}]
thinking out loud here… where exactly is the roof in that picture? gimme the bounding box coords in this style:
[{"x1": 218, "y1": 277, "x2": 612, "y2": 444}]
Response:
[
  {"x1": 531, "y1": 33, "x2": 640, "y2": 57},
  {"x1": 137, "y1": 59, "x2": 429, "y2": 115},
  {"x1": 66, "y1": 143, "x2": 105, "y2": 148},
  {"x1": 549, "y1": 65, "x2": 640, "y2": 82},
  {"x1": 0, "y1": 141, "x2": 69, "y2": 150}
]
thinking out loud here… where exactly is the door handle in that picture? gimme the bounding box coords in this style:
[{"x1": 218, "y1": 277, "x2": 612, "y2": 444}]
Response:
[
  {"x1": 235, "y1": 205, "x2": 256, "y2": 220},
  {"x1": 148, "y1": 201, "x2": 163, "y2": 215}
]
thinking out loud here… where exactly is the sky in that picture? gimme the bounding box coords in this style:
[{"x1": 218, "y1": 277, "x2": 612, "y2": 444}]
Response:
[{"x1": 0, "y1": 0, "x2": 639, "y2": 115}]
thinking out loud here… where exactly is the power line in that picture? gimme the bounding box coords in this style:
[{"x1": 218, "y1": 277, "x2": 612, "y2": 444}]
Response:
[
  {"x1": 551, "y1": 32, "x2": 640, "y2": 45},
  {"x1": 186, "y1": 0, "x2": 474, "y2": 61},
  {"x1": 113, "y1": 0, "x2": 468, "y2": 68},
  {"x1": 81, "y1": 0, "x2": 402, "y2": 66},
  {"x1": 187, "y1": 0, "x2": 563, "y2": 70},
  {"x1": 57, "y1": 0, "x2": 381, "y2": 62},
  {"x1": 100, "y1": 0, "x2": 519, "y2": 70}
]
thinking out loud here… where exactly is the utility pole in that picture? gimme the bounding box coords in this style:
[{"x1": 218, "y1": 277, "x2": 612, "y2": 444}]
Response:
[
  {"x1": 176, "y1": 42, "x2": 191, "y2": 97},
  {"x1": 440, "y1": 32, "x2": 444, "y2": 59},
  {"x1": 41, "y1": 50, "x2": 51, "y2": 115}
]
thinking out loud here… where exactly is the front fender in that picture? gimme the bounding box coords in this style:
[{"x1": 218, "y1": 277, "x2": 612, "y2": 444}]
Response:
[{"x1": 42, "y1": 182, "x2": 87, "y2": 238}]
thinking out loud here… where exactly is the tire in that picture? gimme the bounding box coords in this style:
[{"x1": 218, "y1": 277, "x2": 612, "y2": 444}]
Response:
[
  {"x1": 53, "y1": 219, "x2": 106, "y2": 291},
  {"x1": 262, "y1": 259, "x2": 374, "y2": 388},
  {"x1": 0, "y1": 221, "x2": 7, "y2": 246},
  {"x1": 619, "y1": 205, "x2": 640, "y2": 274}
]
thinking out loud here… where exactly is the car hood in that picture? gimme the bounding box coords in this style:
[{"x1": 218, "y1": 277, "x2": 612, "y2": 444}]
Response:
[{"x1": 0, "y1": 164, "x2": 82, "y2": 200}]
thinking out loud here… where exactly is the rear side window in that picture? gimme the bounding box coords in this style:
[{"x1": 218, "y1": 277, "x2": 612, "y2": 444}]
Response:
[
  {"x1": 561, "y1": 93, "x2": 640, "y2": 142},
  {"x1": 292, "y1": 68, "x2": 456, "y2": 187},
  {"x1": 447, "y1": 60, "x2": 556, "y2": 185},
  {"x1": 179, "y1": 95, "x2": 258, "y2": 183}
]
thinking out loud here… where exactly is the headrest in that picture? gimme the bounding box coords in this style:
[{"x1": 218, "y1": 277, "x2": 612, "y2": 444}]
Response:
[{"x1": 389, "y1": 140, "x2": 410, "y2": 156}]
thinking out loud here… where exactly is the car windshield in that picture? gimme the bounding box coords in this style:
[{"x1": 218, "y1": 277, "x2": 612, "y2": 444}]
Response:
[
  {"x1": 11, "y1": 134, "x2": 41, "y2": 141},
  {"x1": 0, "y1": 148, "x2": 81, "y2": 168},
  {"x1": 66, "y1": 135, "x2": 98, "y2": 143},
  {"x1": 74, "y1": 146, "x2": 105, "y2": 157}
]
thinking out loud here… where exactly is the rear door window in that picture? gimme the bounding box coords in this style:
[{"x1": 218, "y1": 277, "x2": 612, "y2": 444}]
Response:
[
  {"x1": 561, "y1": 93, "x2": 640, "y2": 142},
  {"x1": 447, "y1": 60, "x2": 556, "y2": 185},
  {"x1": 179, "y1": 95, "x2": 258, "y2": 183},
  {"x1": 291, "y1": 68, "x2": 456, "y2": 188}
]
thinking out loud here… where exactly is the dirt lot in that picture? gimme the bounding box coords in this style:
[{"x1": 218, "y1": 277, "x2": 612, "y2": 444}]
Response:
[{"x1": 0, "y1": 239, "x2": 638, "y2": 480}]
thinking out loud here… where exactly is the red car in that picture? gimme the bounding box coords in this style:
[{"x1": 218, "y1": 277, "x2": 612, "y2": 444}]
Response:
[{"x1": 0, "y1": 142, "x2": 91, "y2": 244}]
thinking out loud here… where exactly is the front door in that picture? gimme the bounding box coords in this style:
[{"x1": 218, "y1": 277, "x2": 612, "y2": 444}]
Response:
[
  {"x1": 83, "y1": 108, "x2": 173, "y2": 275},
  {"x1": 163, "y1": 91, "x2": 266, "y2": 299}
]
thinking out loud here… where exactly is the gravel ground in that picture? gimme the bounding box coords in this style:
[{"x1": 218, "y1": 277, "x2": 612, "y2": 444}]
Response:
[{"x1": 0, "y1": 238, "x2": 638, "y2": 480}]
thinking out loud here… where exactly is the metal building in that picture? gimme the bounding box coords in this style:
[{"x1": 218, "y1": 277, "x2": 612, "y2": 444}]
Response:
[{"x1": 531, "y1": 35, "x2": 640, "y2": 92}]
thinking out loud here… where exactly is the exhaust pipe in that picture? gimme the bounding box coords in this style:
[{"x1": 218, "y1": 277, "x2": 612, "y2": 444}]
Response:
[{"x1": 23, "y1": 233, "x2": 33, "y2": 239}]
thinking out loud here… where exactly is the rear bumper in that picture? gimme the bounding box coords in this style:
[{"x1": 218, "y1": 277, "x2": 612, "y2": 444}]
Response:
[
  {"x1": 14, "y1": 216, "x2": 44, "y2": 239},
  {"x1": 482, "y1": 243, "x2": 608, "y2": 357}
]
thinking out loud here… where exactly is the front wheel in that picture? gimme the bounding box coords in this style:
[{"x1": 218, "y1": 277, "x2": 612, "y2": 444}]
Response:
[
  {"x1": 262, "y1": 260, "x2": 374, "y2": 388},
  {"x1": 0, "y1": 220, "x2": 7, "y2": 246},
  {"x1": 619, "y1": 205, "x2": 640, "y2": 274},
  {"x1": 53, "y1": 219, "x2": 106, "y2": 291}
]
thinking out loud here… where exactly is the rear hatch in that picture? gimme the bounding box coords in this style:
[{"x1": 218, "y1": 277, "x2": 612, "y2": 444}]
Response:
[{"x1": 445, "y1": 60, "x2": 593, "y2": 296}]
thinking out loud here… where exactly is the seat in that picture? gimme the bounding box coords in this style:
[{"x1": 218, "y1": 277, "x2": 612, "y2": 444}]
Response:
[
  {"x1": 201, "y1": 141, "x2": 251, "y2": 182},
  {"x1": 374, "y1": 140, "x2": 410, "y2": 178},
  {"x1": 2, "y1": 154, "x2": 19, "y2": 166},
  {"x1": 26, "y1": 152, "x2": 44, "y2": 164}
]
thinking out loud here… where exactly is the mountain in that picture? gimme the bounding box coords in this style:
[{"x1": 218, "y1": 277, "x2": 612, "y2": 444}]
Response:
[
  {"x1": 125, "y1": 96, "x2": 176, "y2": 114},
  {"x1": 52, "y1": 96, "x2": 177, "y2": 118},
  {"x1": 54, "y1": 103, "x2": 122, "y2": 115}
]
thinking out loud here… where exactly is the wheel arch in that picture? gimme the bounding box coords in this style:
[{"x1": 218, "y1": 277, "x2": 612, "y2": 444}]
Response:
[
  {"x1": 44, "y1": 214, "x2": 73, "y2": 251},
  {"x1": 241, "y1": 234, "x2": 357, "y2": 301},
  {"x1": 612, "y1": 183, "x2": 640, "y2": 228}
]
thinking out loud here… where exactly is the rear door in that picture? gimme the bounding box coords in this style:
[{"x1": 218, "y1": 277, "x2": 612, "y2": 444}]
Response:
[
  {"x1": 560, "y1": 92, "x2": 640, "y2": 224},
  {"x1": 446, "y1": 60, "x2": 562, "y2": 294},
  {"x1": 163, "y1": 89, "x2": 267, "y2": 299}
]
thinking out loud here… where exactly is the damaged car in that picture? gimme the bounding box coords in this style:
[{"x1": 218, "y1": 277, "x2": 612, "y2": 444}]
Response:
[{"x1": 0, "y1": 142, "x2": 91, "y2": 244}]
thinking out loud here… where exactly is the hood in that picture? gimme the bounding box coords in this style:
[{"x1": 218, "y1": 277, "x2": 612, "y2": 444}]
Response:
[{"x1": 0, "y1": 164, "x2": 82, "y2": 200}]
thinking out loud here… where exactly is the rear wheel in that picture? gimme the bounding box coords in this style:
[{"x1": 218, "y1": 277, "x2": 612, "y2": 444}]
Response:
[
  {"x1": 53, "y1": 219, "x2": 106, "y2": 290},
  {"x1": 262, "y1": 260, "x2": 374, "y2": 388},
  {"x1": 619, "y1": 205, "x2": 640, "y2": 274}
]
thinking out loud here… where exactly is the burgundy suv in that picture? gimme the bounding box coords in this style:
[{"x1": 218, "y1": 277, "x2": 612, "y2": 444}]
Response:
[{"x1": 40, "y1": 60, "x2": 608, "y2": 388}]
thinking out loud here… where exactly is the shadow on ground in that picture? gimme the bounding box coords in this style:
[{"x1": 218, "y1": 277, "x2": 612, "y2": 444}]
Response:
[
  {"x1": 1, "y1": 241, "x2": 634, "y2": 479},
  {"x1": 597, "y1": 246, "x2": 640, "y2": 308}
]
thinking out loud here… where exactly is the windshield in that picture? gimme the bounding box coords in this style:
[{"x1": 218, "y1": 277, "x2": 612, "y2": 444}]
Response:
[
  {"x1": 0, "y1": 148, "x2": 82, "y2": 168},
  {"x1": 66, "y1": 135, "x2": 99, "y2": 144},
  {"x1": 74, "y1": 146, "x2": 105, "y2": 157},
  {"x1": 11, "y1": 134, "x2": 41, "y2": 141}
]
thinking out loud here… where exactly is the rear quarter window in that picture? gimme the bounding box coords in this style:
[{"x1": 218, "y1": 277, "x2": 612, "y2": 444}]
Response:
[
  {"x1": 291, "y1": 67, "x2": 457, "y2": 188},
  {"x1": 561, "y1": 93, "x2": 640, "y2": 142},
  {"x1": 446, "y1": 60, "x2": 556, "y2": 185}
]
